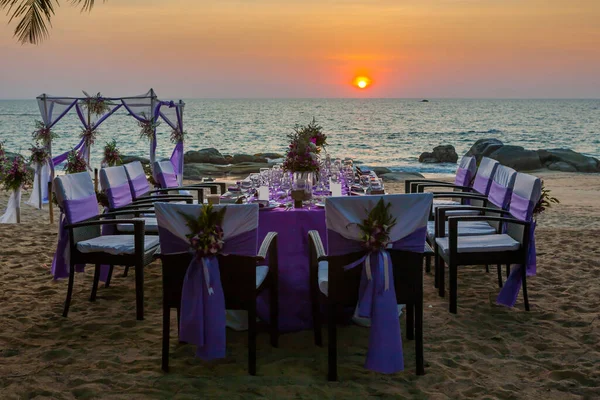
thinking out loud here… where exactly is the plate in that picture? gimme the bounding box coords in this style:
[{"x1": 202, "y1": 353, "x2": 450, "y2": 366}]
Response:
[{"x1": 315, "y1": 202, "x2": 326, "y2": 208}]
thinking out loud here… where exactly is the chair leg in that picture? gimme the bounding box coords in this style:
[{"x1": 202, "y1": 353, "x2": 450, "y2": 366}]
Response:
[
  {"x1": 311, "y1": 278, "x2": 323, "y2": 347},
  {"x1": 425, "y1": 255, "x2": 431, "y2": 274},
  {"x1": 176, "y1": 307, "x2": 183, "y2": 342},
  {"x1": 62, "y1": 263, "x2": 76, "y2": 317},
  {"x1": 497, "y1": 265, "x2": 503, "y2": 288},
  {"x1": 248, "y1": 303, "x2": 257, "y2": 376},
  {"x1": 270, "y1": 278, "x2": 279, "y2": 348},
  {"x1": 505, "y1": 264, "x2": 511, "y2": 278},
  {"x1": 449, "y1": 263, "x2": 458, "y2": 314},
  {"x1": 327, "y1": 301, "x2": 338, "y2": 381},
  {"x1": 405, "y1": 304, "x2": 414, "y2": 340},
  {"x1": 90, "y1": 264, "x2": 101, "y2": 301},
  {"x1": 522, "y1": 266, "x2": 530, "y2": 311},
  {"x1": 162, "y1": 304, "x2": 170, "y2": 372},
  {"x1": 437, "y1": 255, "x2": 445, "y2": 297},
  {"x1": 123, "y1": 265, "x2": 130, "y2": 277},
  {"x1": 415, "y1": 297, "x2": 425, "y2": 375},
  {"x1": 485, "y1": 264, "x2": 490, "y2": 273},
  {"x1": 104, "y1": 265, "x2": 114, "y2": 288},
  {"x1": 135, "y1": 263, "x2": 144, "y2": 321}
]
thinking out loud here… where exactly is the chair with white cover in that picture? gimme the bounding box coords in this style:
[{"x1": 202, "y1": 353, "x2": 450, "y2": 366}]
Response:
[
  {"x1": 153, "y1": 160, "x2": 225, "y2": 203},
  {"x1": 121, "y1": 161, "x2": 194, "y2": 202},
  {"x1": 309, "y1": 194, "x2": 432, "y2": 380},
  {"x1": 53, "y1": 172, "x2": 160, "y2": 320},
  {"x1": 405, "y1": 155, "x2": 477, "y2": 195},
  {"x1": 434, "y1": 172, "x2": 541, "y2": 313},
  {"x1": 155, "y1": 202, "x2": 279, "y2": 375}
]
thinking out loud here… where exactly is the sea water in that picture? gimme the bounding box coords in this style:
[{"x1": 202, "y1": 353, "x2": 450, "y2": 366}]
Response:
[{"x1": 0, "y1": 98, "x2": 598, "y2": 174}]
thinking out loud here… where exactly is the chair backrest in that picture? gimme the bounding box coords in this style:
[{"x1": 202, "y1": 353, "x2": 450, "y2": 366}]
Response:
[
  {"x1": 154, "y1": 160, "x2": 179, "y2": 189},
  {"x1": 54, "y1": 172, "x2": 100, "y2": 241},
  {"x1": 324, "y1": 194, "x2": 432, "y2": 304},
  {"x1": 472, "y1": 157, "x2": 500, "y2": 195},
  {"x1": 505, "y1": 172, "x2": 542, "y2": 242},
  {"x1": 99, "y1": 166, "x2": 133, "y2": 209},
  {"x1": 454, "y1": 156, "x2": 477, "y2": 187},
  {"x1": 123, "y1": 161, "x2": 151, "y2": 199},
  {"x1": 487, "y1": 165, "x2": 517, "y2": 210}
]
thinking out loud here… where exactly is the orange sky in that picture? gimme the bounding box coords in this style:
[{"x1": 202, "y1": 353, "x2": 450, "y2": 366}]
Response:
[{"x1": 0, "y1": 0, "x2": 599, "y2": 98}]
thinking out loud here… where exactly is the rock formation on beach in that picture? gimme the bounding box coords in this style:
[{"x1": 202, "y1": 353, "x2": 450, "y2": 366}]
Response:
[
  {"x1": 418, "y1": 145, "x2": 458, "y2": 163},
  {"x1": 465, "y1": 138, "x2": 600, "y2": 173}
]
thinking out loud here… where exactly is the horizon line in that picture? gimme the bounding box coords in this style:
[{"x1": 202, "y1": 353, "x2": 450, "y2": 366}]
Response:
[{"x1": 0, "y1": 97, "x2": 599, "y2": 101}]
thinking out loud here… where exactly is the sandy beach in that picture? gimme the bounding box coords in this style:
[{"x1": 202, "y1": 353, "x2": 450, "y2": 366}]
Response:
[{"x1": 0, "y1": 171, "x2": 599, "y2": 399}]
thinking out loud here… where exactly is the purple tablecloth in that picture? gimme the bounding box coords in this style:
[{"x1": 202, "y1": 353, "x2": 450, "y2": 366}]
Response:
[{"x1": 257, "y1": 207, "x2": 326, "y2": 332}]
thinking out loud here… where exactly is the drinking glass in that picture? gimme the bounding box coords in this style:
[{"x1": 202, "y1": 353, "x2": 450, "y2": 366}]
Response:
[{"x1": 360, "y1": 175, "x2": 370, "y2": 194}]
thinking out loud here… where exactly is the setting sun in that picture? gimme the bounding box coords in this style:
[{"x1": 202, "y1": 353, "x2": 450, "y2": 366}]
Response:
[{"x1": 354, "y1": 76, "x2": 371, "y2": 89}]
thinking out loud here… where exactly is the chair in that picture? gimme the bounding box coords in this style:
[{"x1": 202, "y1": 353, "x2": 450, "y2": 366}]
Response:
[
  {"x1": 405, "y1": 155, "x2": 477, "y2": 195},
  {"x1": 53, "y1": 172, "x2": 160, "y2": 321},
  {"x1": 434, "y1": 172, "x2": 541, "y2": 313},
  {"x1": 153, "y1": 160, "x2": 225, "y2": 203},
  {"x1": 155, "y1": 202, "x2": 279, "y2": 375},
  {"x1": 309, "y1": 194, "x2": 432, "y2": 380}
]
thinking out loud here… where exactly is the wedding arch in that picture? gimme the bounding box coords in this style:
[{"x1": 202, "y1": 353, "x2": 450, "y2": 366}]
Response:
[{"x1": 29, "y1": 89, "x2": 186, "y2": 208}]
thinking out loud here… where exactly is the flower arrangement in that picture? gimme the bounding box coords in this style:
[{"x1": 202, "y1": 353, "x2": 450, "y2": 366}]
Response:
[
  {"x1": 0, "y1": 142, "x2": 7, "y2": 180},
  {"x1": 3, "y1": 155, "x2": 33, "y2": 192},
  {"x1": 32, "y1": 121, "x2": 58, "y2": 145},
  {"x1": 357, "y1": 198, "x2": 397, "y2": 251},
  {"x1": 64, "y1": 150, "x2": 87, "y2": 174},
  {"x1": 81, "y1": 91, "x2": 112, "y2": 116},
  {"x1": 282, "y1": 118, "x2": 327, "y2": 173},
  {"x1": 29, "y1": 145, "x2": 50, "y2": 166},
  {"x1": 80, "y1": 127, "x2": 97, "y2": 148},
  {"x1": 102, "y1": 140, "x2": 122, "y2": 167},
  {"x1": 533, "y1": 181, "x2": 559, "y2": 216},
  {"x1": 170, "y1": 127, "x2": 187, "y2": 144},
  {"x1": 180, "y1": 204, "x2": 227, "y2": 258},
  {"x1": 143, "y1": 163, "x2": 158, "y2": 187},
  {"x1": 138, "y1": 115, "x2": 161, "y2": 141}
]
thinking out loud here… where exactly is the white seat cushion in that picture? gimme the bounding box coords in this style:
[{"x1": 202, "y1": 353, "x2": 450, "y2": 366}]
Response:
[
  {"x1": 435, "y1": 234, "x2": 520, "y2": 255},
  {"x1": 256, "y1": 265, "x2": 269, "y2": 287},
  {"x1": 76, "y1": 235, "x2": 160, "y2": 255},
  {"x1": 432, "y1": 203, "x2": 480, "y2": 217},
  {"x1": 432, "y1": 199, "x2": 460, "y2": 206},
  {"x1": 117, "y1": 217, "x2": 159, "y2": 233},
  {"x1": 426, "y1": 220, "x2": 496, "y2": 238}
]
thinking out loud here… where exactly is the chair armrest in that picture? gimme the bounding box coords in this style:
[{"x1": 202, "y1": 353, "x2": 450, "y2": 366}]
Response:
[
  {"x1": 101, "y1": 209, "x2": 156, "y2": 218},
  {"x1": 256, "y1": 232, "x2": 278, "y2": 262},
  {"x1": 406, "y1": 179, "x2": 454, "y2": 193},
  {"x1": 416, "y1": 183, "x2": 475, "y2": 193},
  {"x1": 435, "y1": 206, "x2": 511, "y2": 237},
  {"x1": 65, "y1": 218, "x2": 145, "y2": 230},
  {"x1": 308, "y1": 230, "x2": 327, "y2": 261},
  {"x1": 432, "y1": 192, "x2": 488, "y2": 200},
  {"x1": 182, "y1": 183, "x2": 224, "y2": 194},
  {"x1": 447, "y1": 215, "x2": 530, "y2": 253}
]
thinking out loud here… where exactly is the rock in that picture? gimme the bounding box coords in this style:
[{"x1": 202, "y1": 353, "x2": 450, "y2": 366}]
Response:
[
  {"x1": 367, "y1": 166, "x2": 392, "y2": 175},
  {"x1": 465, "y1": 138, "x2": 504, "y2": 162},
  {"x1": 418, "y1": 145, "x2": 458, "y2": 163},
  {"x1": 183, "y1": 163, "x2": 224, "y2": 178},
  {"x1": 184, "y1": 148, "x2": 228, "y2": 165},
  {"x1": 227, "y1": 162, "x2": 273, "y2": 175},
  {"x1": 121, "y1": 155, "x2": 150, "y2": 165},
  {"x1": 547, "y1": 161, "x2": 577, "y2": 172},
  {"x1": 380, "y1": 172, "x2": 425, "y2": 182},
  {"x1": 254, "y1": 153, "x2": 284, "y2": 159},
  {"x1": 538, "y1": 149, "x2": 599, "y2": 172},
  {"x1": 231, "y1": 154, "x2": 268, "y2": 164},
  {"x1": 488, "y1": 145, "x2": 542, "y2": 171}
]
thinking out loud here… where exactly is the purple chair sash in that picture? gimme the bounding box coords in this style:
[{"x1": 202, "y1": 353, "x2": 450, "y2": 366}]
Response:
[
  {"x1": 487, "y1": 181, "x2": 513, "y2": 210},
  {"x1": 454, "y1": 167, "x2": 472, "y2": 187},
  {"x1": 51, "y1": 195, "x2": 109, "y2": 282},
  {"x1": 106, "y1": 182, "x2": 133, "y2": 209},
  {"x1": 327, "y1": 226, "x2": 427, "y2": 374},
  {"x1": 497, "y1": 193, "x2": 536, "y2": 307},
  {"x1": 158, "y1": 171, "x2": 178, "y2": 189},
  {"x1": 129, "y1": 174, "x2": 150, "y2": 199},
  {"x1": 158, "y1": 226, "x2": 257, "y2": 360},
  {"x1": 472, "y1": 175, "x2": 492, "y2": 195}
]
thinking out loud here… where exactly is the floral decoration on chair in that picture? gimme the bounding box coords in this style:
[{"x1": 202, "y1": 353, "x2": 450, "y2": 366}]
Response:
[
  {"x1": 357, "y1": 198, "x2": 397, "y2": 251},
  {"x1": 180, "y1": 204, "x2": 227, "y2": 259}
]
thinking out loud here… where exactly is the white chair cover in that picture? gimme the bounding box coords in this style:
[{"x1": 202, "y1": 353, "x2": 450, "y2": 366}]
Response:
[{"x1": 26, "y1": 162, "x2": 50, "y2": 208}]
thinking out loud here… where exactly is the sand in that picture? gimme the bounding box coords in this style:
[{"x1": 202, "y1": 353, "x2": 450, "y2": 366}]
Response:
[{"x1": 0, "y1": 172, "x2": 599, "y2": 399}]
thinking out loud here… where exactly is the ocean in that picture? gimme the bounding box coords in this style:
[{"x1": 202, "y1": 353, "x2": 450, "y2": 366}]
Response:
[{"x1": 0, "y1": 99, "x2": 598, "y2": 174}]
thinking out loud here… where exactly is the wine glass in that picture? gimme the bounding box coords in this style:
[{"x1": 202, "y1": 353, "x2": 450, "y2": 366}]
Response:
[{"x1": 360, "y1": 175, "x2": 370, "y2": 194}]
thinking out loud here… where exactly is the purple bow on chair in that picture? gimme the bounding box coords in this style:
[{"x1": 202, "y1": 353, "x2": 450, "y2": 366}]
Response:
[
  {"x1": 329, "y1": 226, "x2": 427, "y2": 374},
  {"x1": 496, "y1": 193, "x2": 537, "y2": 307},
  {"x1": 158, "y1": 225, "x2": 257, "y2": 360},
  {"x1": 51, "y1": 195, "x2": 110, "y2": 282}
]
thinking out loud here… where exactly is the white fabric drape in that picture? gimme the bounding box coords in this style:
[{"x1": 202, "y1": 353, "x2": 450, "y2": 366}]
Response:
[
  {"x1": 26, "y1": 162, "x2": 50, "y2": 209},
  {"x1": 0, "y1": 188, "x2": 22, "y2": 223}
]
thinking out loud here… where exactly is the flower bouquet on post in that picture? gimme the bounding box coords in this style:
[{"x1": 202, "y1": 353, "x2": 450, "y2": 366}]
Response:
[
  {"x1": 1, "y1": 155, "x2": 33, "y2": 224},
  {"x1": 64, "y1": 150, "x2": 88, "y2": 174},
  {"x1": 102, "y1": 140, "x2": 122, "y2": 167}
]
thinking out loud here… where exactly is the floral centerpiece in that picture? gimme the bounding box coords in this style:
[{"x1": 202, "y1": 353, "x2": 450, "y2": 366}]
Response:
[
  {"x1": 180, "y1": 204, "x2": 226, "y2": 259},
  {"x1": 358, "y1": 198, "x2": 397, "y2": 251},
  {"x1": 102, "y1": 140, "x2": 122, "y2": 167},
  {"x1": 29, "y1": 145, "x2": 50, "y2": 166},
  {"x1": 64, "y1": 150, "x2": 87, "y2": 174},
  {"x1": 32, "y1": 121, "x2": 58, "y2": 146},
  {"x1": 3, "y1": 155, "x2": 33, "y2": 192},
  {"x1": 282, "y1": 118, "x2": 327, "y2": 178}
]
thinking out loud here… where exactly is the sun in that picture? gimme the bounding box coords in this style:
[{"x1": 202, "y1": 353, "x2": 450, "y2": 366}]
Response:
[{"x1": 354, "y1": 76, "x2": 371, "y2": 89}]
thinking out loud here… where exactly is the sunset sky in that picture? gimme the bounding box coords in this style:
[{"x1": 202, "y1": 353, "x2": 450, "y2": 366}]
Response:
[{"x1": 0, "y1": 0, "x2": 599, "y2": 99}]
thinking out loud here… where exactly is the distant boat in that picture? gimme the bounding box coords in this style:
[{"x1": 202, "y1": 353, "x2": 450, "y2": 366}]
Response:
[{"x1": 421, "y1": 99, "x2": 429, "y2": 102}]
